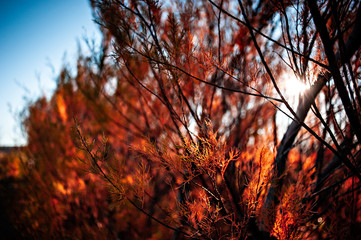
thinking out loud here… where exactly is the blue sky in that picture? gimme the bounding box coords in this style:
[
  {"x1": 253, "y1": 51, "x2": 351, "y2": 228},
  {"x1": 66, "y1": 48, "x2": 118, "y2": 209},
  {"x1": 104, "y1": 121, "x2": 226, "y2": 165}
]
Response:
[{"x1": 0, "y1": 0, "x2": 101, "y2": 146}]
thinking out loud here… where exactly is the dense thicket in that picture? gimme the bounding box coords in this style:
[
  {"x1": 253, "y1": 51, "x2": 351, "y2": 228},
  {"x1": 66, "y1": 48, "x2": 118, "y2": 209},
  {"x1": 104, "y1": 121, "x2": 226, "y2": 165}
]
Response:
[{"x1": 1, "y1": 0, "x2": 360, "y2": 239}]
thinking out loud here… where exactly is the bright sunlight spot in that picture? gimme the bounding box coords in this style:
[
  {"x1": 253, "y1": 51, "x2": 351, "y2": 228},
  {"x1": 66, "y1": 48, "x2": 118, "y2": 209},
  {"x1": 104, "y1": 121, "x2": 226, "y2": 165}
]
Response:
[{"x1": 281, "y1": 73, "x2": 310, "y2": 98}]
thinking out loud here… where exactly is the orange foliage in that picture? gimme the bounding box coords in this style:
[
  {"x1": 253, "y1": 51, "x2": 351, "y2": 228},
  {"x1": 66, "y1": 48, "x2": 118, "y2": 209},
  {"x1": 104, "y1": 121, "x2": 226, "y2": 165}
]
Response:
[{"x1": 1, "y1": 0, "x2": 361, "y2": 239}]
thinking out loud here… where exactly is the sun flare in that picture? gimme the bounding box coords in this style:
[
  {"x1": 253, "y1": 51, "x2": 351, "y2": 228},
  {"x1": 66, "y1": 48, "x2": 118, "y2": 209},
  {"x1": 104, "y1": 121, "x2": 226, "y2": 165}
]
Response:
[{"x1": 282, "y1": 74, "x2": 310, "y2": 98}]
